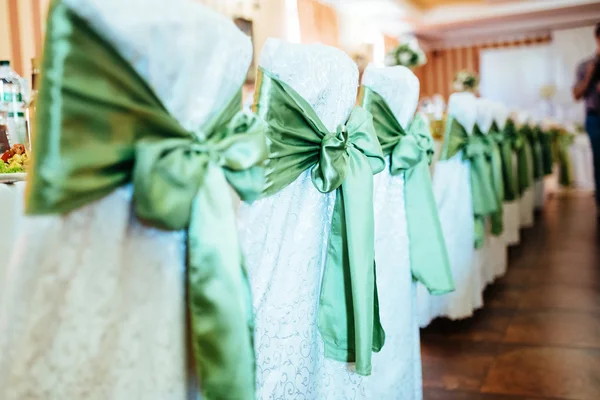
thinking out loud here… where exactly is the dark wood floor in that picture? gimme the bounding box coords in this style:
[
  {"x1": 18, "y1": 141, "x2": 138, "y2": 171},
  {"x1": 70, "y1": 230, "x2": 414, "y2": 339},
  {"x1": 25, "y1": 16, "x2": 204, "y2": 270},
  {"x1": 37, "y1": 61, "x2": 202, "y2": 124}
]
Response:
[{"x1": 421, "y1": 195, "x2": 600, "y2": 400}]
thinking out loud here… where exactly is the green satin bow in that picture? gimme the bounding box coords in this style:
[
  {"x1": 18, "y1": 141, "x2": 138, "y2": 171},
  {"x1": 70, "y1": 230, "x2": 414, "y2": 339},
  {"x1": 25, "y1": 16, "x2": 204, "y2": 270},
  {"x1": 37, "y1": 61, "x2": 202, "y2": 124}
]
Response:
[
  {"x1": 254, "y1": 69, "x2": 385, "y2": 375},
  {"x1": 527, "y1": 125, "x2": 545, "y2": 180},
  {"x1": 442, "y1": 117, "x2": 499, "y2": 248},
  {"x1": 540, "y1": 128, "x2": 555, "y2": 176},
  {"x1": 360, "y1": 85, "x2": 453, "y2": 295},
  {"x1": 541, "y1": 130, "x2": 555, "y2": 176},
  {"x1": 27, "y1": 4, "x2": 266, "y2": 399},
  {"x1": 492, "y1": 121, "x2": 518, "y2": 202},
  {"x1": 505, "y1": 119, "x2": 531, "y2": 196},
  {"x1": 555, "y1": 131, "x2": 574, "y2": 187},
  {"x1": 477, "y1": 124, "x2": 504, "y2": 235}
]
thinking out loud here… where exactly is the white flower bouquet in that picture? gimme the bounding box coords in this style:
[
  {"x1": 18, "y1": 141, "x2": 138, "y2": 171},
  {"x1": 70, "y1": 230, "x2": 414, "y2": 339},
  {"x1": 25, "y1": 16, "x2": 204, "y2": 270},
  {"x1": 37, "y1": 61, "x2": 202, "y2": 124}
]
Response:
[
  {"x1": 452, "y1": 70, "x2": 479, "y2": 92},
  {"x1": 384, "y1": 36, "x2": 427, "y2": 69}
]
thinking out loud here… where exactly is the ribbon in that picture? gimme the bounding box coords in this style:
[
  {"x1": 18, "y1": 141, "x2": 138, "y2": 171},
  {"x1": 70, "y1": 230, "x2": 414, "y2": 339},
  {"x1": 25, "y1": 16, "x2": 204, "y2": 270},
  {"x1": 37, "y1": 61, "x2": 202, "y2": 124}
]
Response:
[
  {"x1": 491, "y1": 121, "x2": 519, "y2": 202},
  {"x1": 555, "y1": 130, "x2": 574, "y2": 187},
  {"x1": 540, "y1": 128, "x2": 555, "y2": 176},
  {"x1": 27, "y1": 4, "x2": 267, "y2": 399},
  {"x1": 527, "y1": 125, "x2": 545, "y2": 180},
  {"x1": 477, "y1": 124, "x2": 504, "y2": 236},
  {"x1": 254, "y1": 69, "x2": 385, "y2": 375},
  {"x1": 441, "y1": 117, "x2": 499, "y2": 248},
  {"x1": 360, "y1": 85, "x2": 453, "y2": 295},
  {"x1": 504, "y1": 119, "x2": 531, "y2": 196}
]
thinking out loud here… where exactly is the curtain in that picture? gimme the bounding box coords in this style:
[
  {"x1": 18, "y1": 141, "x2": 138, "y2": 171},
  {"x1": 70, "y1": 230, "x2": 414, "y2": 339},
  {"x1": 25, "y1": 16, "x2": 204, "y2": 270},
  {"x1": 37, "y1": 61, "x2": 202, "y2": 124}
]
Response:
[
  {"x1": 479, "y1": 45, "x2": 554, "y2": 112},
  {"x1": 297, "y1": 0, "x2": 339, "y2": 47},
  {"x1": 552, "y1": 25, "x2": 596, "y2": 124}
]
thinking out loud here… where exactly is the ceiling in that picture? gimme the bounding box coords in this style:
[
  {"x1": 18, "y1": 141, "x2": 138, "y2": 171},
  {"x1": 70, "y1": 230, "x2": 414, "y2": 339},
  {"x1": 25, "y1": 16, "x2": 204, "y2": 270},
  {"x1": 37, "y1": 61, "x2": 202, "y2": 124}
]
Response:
[
  {"x1": 408, "y1": 0, "x2": 482, "y2": 10},
  {"x1": 328, "y1": 0, "x2": 600, "y2": 48}
]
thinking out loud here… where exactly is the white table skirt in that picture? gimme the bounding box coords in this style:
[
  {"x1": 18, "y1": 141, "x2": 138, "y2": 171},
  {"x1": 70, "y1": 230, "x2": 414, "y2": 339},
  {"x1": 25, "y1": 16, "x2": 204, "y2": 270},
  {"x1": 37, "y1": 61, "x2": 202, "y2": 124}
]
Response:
[
  {"x1": 569, "y1": 134, "x2": 595, "y2": 191},
  {"x1": 0, "y1": 182, "x2": 26, "y2": 284}
]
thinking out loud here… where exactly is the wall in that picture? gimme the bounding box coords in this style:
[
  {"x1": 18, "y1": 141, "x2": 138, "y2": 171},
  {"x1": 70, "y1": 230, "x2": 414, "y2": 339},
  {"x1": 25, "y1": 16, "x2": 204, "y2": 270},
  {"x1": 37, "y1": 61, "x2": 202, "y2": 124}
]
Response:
[
  {"x1": 0, "y1": 0, "x2": 48, "y2": 80},
  {"x1": 415, "y1": 34, "x2": 552, "y2": 100}
]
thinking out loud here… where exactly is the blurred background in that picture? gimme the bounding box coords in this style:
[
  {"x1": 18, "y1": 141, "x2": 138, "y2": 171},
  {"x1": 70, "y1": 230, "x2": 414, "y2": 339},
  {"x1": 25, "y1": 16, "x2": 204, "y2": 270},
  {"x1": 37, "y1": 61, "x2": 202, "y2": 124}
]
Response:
[{"x1": 2, "y1": 0, "x2": 599, "y2": 124}]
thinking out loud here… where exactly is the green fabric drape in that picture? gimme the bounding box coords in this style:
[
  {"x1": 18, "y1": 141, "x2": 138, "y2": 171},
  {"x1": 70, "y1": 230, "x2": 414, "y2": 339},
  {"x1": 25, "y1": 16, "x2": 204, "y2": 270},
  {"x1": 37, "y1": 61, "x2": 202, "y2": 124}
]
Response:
[
  {"x1": 27, "y1": 3, "x2": 267, "y2": 399},
  {"x1": 441, "y1": 117, "x2": 499, "y2": 248},
  {"x1": 492, "y1": 121, "x2": 518, "y2": 202},
  {"x1": 527, "y1": 125, "x2": 545, "y2": 180},
  {"x1": 504, "y1": 119, "x2": 531, "y2": 196},
  {"x1": 254, "y1": 69, "x2": 385, "y2": 376},
  {"x1": 360, "y1": 85, "x2": 454, "y2": 295},
  {"x1": 540, "y1": 128, "x2": 555, "y2": 176},
  {"x1": 555, "y1": 132, "x2": 574, "y2": 187},
  {"x1": 477, "y1": 124, "x2": 504, "y2": 235}
]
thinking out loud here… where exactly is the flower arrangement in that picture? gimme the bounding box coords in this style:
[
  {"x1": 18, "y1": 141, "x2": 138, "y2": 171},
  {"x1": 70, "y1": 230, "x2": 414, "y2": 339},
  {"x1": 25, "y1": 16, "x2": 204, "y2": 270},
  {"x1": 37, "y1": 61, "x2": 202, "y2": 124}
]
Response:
[
  {"x1": 539, "y1": 84, "x2": 556, "y2": 100},
  {"x1": 384, "y1": 36, "x2": 427, "y2": 69},
  {"x1": 452, "y1": 70, "x2": 479, "y2": 93}
]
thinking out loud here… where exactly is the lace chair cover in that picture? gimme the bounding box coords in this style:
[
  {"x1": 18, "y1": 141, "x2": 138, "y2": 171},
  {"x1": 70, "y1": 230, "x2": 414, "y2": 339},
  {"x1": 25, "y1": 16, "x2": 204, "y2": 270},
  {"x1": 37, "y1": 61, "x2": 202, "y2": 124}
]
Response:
[
  {"x1": 237, "y1": 39, "x2": 373, "y2": 399},
  {"x1": 0, "y1": 1, "x2": 252, "y2": 398},
  {"x1": 492, "y1": 102, "x2": 520, "y2": 246},
  {"x1": 420, "y1": 92, "x2": 478, "y2": 326},
  {"x1": 513, "y1": 110, "x2": 535, "y2": 228},
  {"x1": 360, "y1": 65, "x2": 422, "y2": 399},
  {"x1": 477, "y1": 99, "x2": 507, "y2": 285}
]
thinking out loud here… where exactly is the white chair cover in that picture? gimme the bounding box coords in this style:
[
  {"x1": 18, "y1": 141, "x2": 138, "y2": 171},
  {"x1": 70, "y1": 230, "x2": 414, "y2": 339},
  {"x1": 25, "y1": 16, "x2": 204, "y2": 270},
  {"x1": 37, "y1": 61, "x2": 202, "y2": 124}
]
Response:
[
  {"x1": 361, "y1": 64, "x2": 422, "y2": 399},
  {"x1": 419, "y1": 92, "x2": 478, "y2": 326},
  {"x1": 492, "y1": 102, "x2": 520, "y2": 246},
  {"x1": 0, "y1": 1, "x2": 252, "y2": 398},
  {"x1": 237, "y1": 39, "x2": 373, "y2": 398}
]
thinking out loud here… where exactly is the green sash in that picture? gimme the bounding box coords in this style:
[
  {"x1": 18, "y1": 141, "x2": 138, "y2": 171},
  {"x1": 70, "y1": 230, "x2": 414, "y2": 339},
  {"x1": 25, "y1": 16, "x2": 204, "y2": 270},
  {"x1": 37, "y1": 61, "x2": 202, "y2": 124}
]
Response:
[
  {"x1": 254, "y1": 69, "x2": 385, "y2": 375},
  {"x1": 477, "y1": 124, "x2": 504, "y2": 235},
  {"x1": 540, "y1": 128, "x2": 555, "y2": 176},
  {"x1": 28, "y1": 3, "x2": 267, "y2": 399},
  {"x1": 493, "y1": 121, "x2": 518, "y2": 202},
  {"x1": 527, "y1": 125, "x2": 545, "y2": 180},
  {"x1": 441, "y1": 117, "x2": 499, "y2": 248},
  {"x1": 505, "y1": 119, "x2": 531, "y2": 196},
  {"x1": 360, "y1": 85, "x2": 454, "y2": 295},
  {"x1": 555, "y1": 131, "x2": 574, "y2": 187}
]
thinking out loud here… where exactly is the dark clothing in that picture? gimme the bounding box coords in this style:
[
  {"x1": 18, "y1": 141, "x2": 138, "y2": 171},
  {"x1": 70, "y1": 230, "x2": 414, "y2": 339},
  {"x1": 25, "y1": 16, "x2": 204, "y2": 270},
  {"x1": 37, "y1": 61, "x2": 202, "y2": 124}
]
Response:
[
  {"x1": 576, "y1": 57, "x2": 600, "y2": 112},
  {"x1": 585, "y1": 113, "x2": 600, "y2": 206}
]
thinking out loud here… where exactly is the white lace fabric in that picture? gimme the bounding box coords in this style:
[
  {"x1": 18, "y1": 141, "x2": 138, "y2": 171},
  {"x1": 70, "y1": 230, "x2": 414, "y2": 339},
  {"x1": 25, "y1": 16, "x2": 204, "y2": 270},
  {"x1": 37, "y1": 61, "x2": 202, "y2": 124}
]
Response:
[
  {"x1": 0, "y1": 1, "x2": 252, "y2": 398},
  {"x1": 363, "y1": 65, "x2": 423, "y2": 399},
  {"x1": 239, "y1": 39, "x2": 366, "y2": 399}
]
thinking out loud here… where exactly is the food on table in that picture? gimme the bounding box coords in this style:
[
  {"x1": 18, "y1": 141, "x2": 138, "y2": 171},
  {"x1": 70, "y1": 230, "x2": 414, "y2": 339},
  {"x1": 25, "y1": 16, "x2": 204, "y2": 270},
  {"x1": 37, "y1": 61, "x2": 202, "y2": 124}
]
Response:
[{"x1": 0, "y1": 143, "x2": 28, "y2": 173}]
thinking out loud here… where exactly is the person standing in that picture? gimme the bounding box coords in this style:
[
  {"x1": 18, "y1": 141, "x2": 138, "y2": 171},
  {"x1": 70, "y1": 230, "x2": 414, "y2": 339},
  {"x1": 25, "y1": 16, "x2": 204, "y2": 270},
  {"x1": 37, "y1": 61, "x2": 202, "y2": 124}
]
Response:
[{"x1": 574, "y1": 22, "x2": 600, "y2": 216}]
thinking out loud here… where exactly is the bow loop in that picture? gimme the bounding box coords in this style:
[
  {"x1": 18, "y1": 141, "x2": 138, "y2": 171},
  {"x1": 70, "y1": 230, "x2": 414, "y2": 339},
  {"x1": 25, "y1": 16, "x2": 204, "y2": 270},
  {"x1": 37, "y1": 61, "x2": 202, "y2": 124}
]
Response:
[
  {"x1": 311, "y1": 107, "x2": 384, "y2": 193},
  {"x1": 389, "y1": 117, "x2": 434, "y2": 175},
  {"x1": 133, "y1": 111, "x2": 268, "y2": 230}
]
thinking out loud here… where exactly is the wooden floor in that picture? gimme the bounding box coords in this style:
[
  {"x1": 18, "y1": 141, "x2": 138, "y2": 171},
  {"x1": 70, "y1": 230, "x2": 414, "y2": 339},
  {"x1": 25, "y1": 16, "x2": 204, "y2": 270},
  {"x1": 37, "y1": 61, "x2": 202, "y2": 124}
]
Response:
[{"x1": 421, "y1": 195, "x2": 600, "y2": 400}]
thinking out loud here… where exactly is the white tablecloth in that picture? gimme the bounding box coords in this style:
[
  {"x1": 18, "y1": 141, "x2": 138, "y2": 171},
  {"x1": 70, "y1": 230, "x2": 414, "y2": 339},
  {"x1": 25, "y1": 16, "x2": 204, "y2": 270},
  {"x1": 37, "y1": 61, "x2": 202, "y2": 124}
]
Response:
[
  {"x1": 0, "y1": 182, "x2": 26, "y2": 284},
  {"x1": 569, "y1": 134, "x2": 595, "y2": 191}
]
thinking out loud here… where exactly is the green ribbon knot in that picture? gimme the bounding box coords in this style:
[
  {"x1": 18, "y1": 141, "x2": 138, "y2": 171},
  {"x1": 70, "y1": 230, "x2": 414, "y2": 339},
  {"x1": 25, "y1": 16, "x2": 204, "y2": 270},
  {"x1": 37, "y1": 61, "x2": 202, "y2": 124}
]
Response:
[
  {"x1": 255, "y1": 70, "x2": 385, "y2": 376},
  {"x1": 505, "y1": 119, "x2": 532, "y2": 196},
  {"x1": 360, "y1": 85, "x2": 453, "y2": 295},
  {"x1": 27, "y1": 4, "x2": 267, "y2": 399},
  {"x1": 441, "y1": 117, "x2": 499, "y2": 248}
]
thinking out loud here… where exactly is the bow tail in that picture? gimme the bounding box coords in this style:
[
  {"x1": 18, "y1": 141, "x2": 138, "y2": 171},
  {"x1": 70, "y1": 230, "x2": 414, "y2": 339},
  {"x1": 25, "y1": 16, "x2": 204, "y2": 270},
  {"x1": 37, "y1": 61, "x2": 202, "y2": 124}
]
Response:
[
  {"x1": 500, "y1": 142, "x2": 518, "y2": 202},
  {"x1": 557, "y1": 138, "x2": 573, "y2": 186},
  {"x1": 405, "y1": 160, "x2": 454, "y2": 294},
  {"x1": 317, "y1": 152, "x2": 383, "y2": 376},
  {"x1": 188, "y1": 164, "x2": 255, "y2": 400},
  {"x1": 469, "y1": 155, "x2": 499, "y2": 248},
  {"x1": 489, "y1": 146, "x2": 505, "y2": 235},
  {"x1": 516, "y1": 145, "x2": 531, "y2": 195}
]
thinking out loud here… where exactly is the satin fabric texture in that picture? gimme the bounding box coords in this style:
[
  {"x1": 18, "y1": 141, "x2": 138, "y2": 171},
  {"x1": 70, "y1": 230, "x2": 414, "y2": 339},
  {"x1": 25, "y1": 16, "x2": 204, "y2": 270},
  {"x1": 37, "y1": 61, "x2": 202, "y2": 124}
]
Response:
[
  {"x1": 441, "y1": 117, "x2": 499, "y2": 248},
  {"x1": 359, "y1": 85, "x2": 454, "y2": 295},
  {"x1": 26, "y1": 3, "x2": 267, "y2": 399}
]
